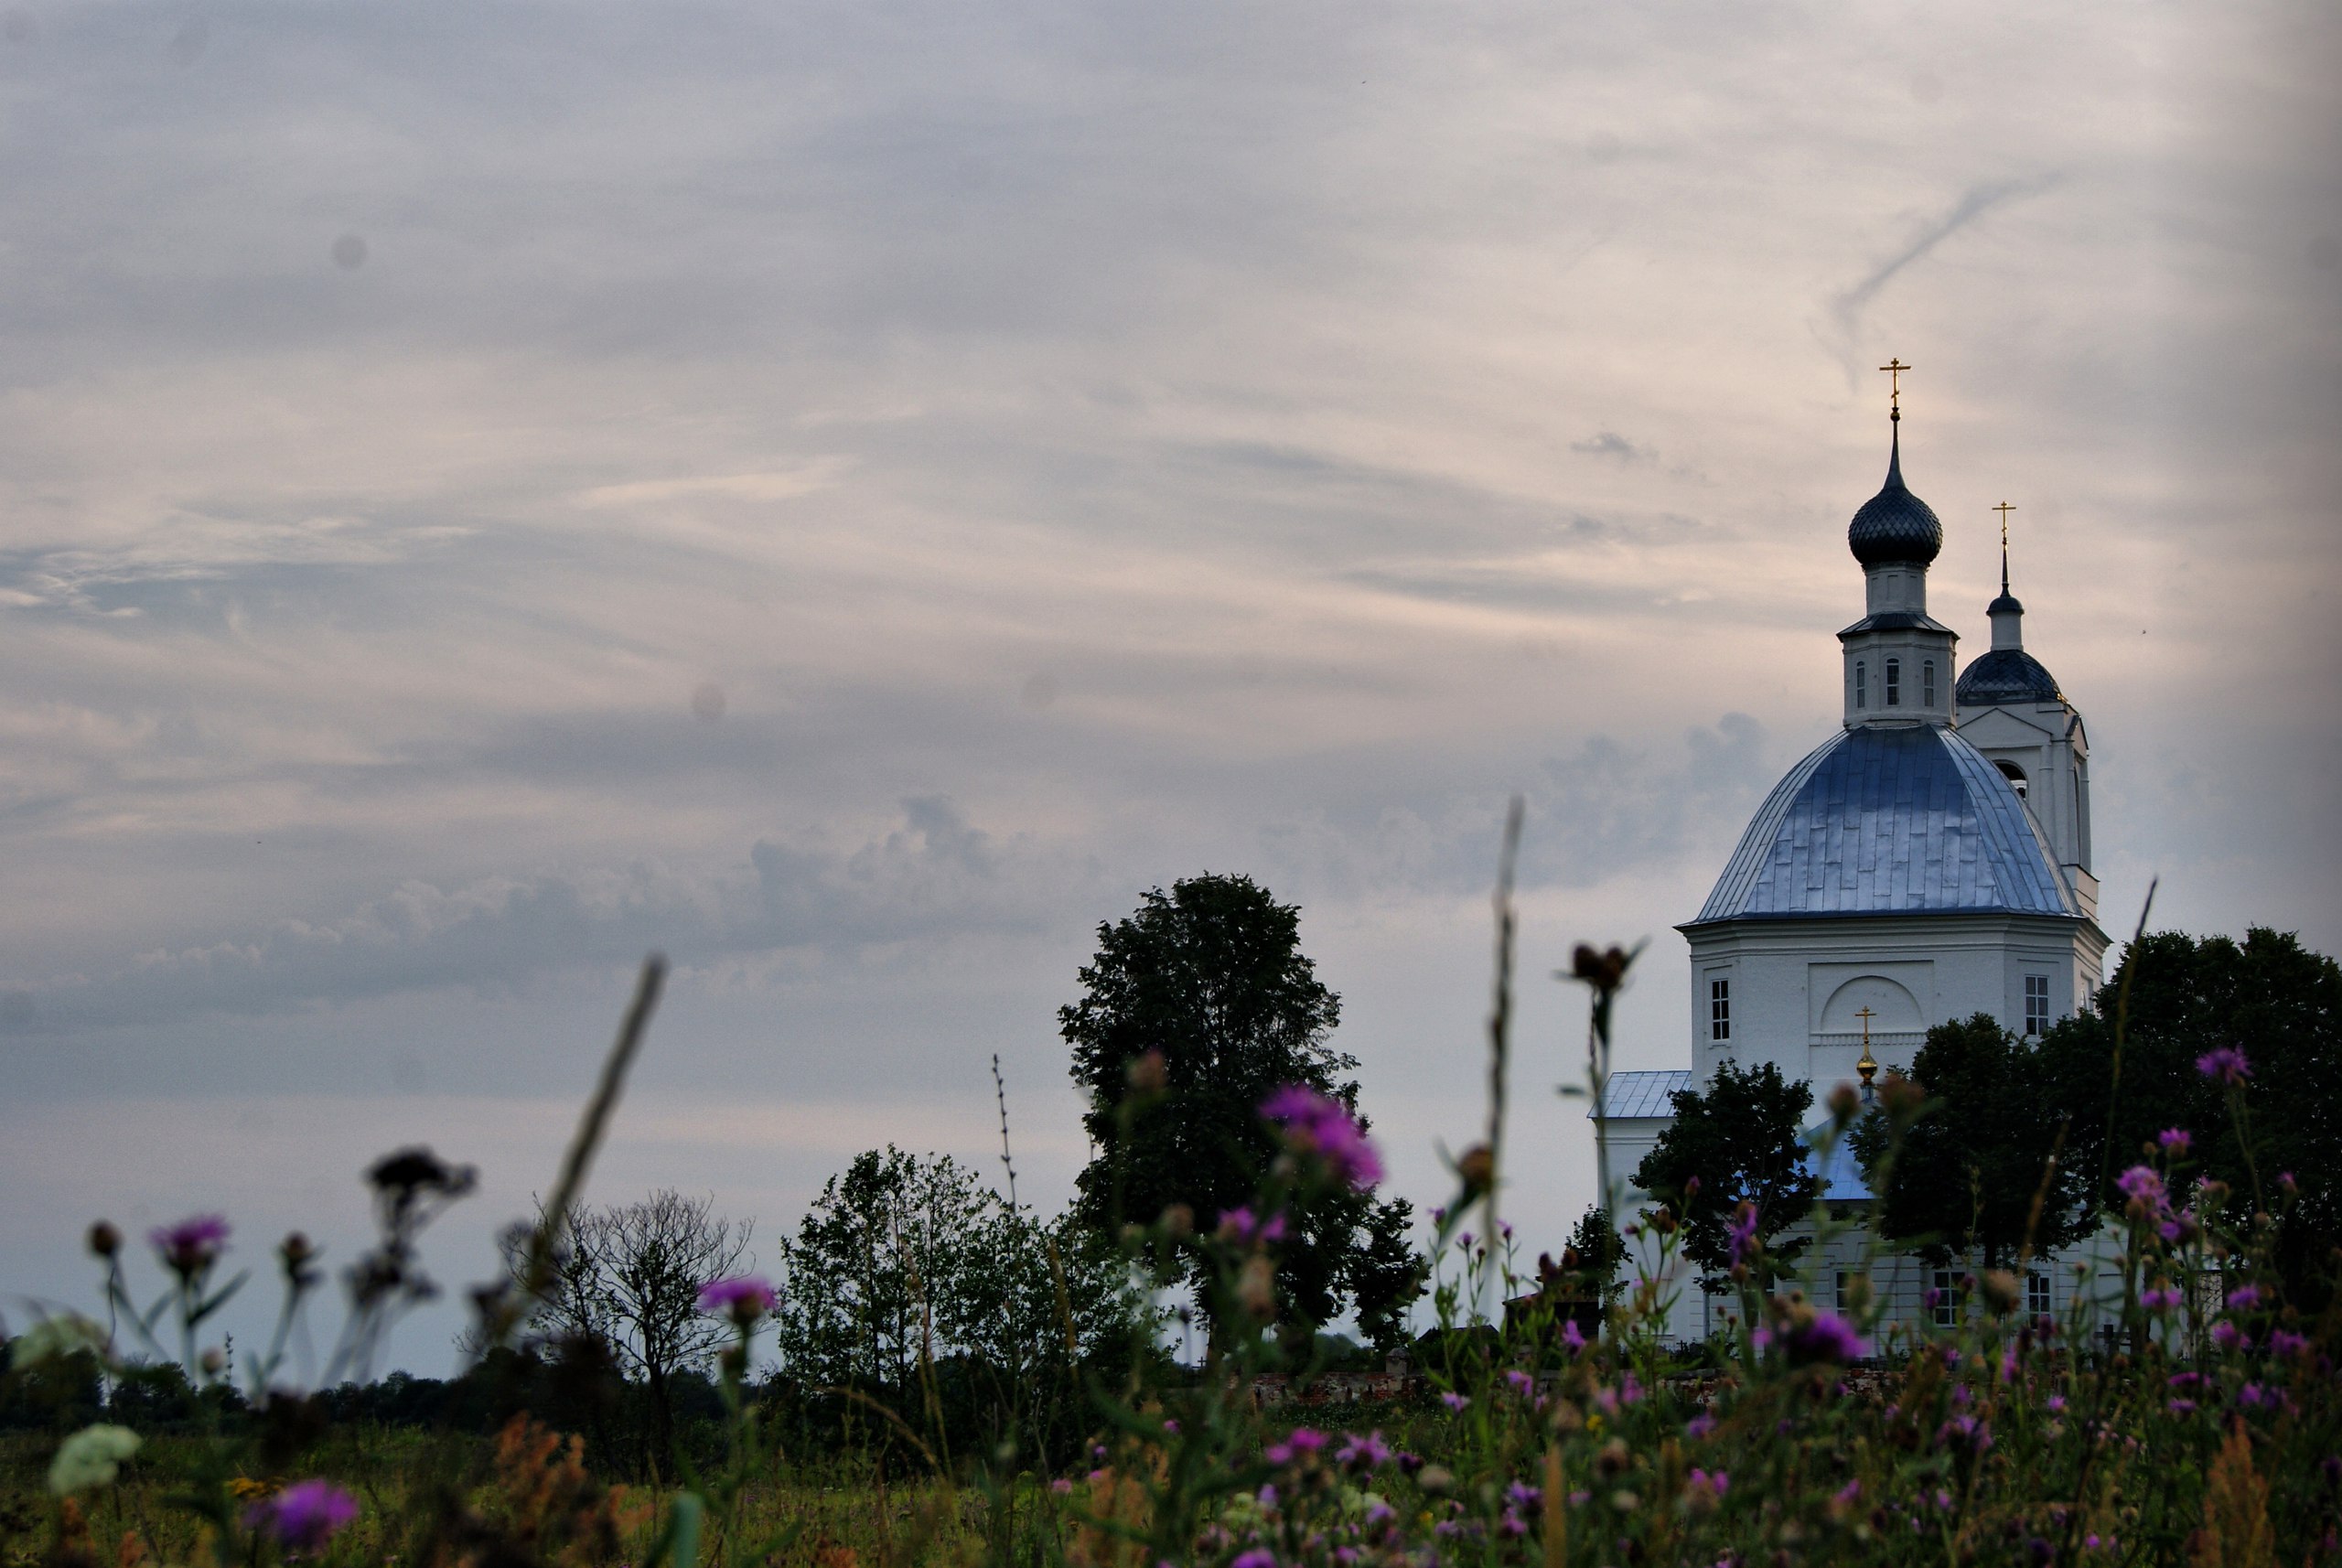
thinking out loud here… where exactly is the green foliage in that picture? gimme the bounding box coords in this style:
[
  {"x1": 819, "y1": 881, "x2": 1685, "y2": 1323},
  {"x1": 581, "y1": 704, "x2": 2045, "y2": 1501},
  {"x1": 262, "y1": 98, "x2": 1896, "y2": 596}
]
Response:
[
  {"x1": 1561, "y1": 1204, "x2": 1627, "y2": 1304},
  {"x1": 1852, "y1": 1013, "x2": 2097, "y2": 1269},
  {"x1": 0, "y1": 1342, "x2": 102, "y2": 1433},
  {"x1": 1062, "y1": 874, "x2": 1422, "y2": 1345},
  {"x1": 769, "y1": 1146, "x2": 1145, "y2": 1467},
  {"x1": 2044, "y1": 927, "x2": 2341, "y2": 1307},
  {"x1": 1629, "y1": 1058, "x2": 1819, "y2": 1283}
]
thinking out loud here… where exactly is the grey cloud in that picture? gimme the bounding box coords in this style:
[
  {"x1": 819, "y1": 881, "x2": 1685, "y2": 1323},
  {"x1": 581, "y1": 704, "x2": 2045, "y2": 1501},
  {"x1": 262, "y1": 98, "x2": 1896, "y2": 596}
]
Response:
[
  {"x1": 1572, "y1": 432, "x2": 1654, "y2": 464},
  {"x1": 6, "y1": 797, "x2": 1047, "y2": 1035}
]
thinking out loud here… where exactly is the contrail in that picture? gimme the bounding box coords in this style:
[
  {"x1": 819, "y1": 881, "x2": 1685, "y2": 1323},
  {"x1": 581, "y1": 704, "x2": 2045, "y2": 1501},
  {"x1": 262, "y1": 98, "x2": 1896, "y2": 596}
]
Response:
[{"x1": 1819, "y1": 173, "x2": 2061, "y2": 381}]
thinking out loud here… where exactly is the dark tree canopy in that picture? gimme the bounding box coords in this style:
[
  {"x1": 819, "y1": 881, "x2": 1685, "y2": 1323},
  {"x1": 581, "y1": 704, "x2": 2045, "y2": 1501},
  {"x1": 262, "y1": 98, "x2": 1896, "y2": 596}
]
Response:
[
  {"x1": 1853, "y1": 1015, "x2": 2097, "y2": 1270},
  {"x1": 2040, "y1": 928, "x2": 2341, "y2": 1307},
  {"x1": 1063, "y1": 874, "x2": 1421, "y2": 1346},
  {"x1": 1629, "y1": 1059, "x2": 1819, "y2": 1286}
]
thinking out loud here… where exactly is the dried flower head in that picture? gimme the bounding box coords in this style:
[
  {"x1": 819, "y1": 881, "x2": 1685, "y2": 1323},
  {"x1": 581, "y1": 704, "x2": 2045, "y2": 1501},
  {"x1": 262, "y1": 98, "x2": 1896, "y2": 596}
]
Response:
[
  {"x1": 1125, "y1": 1049, "x2": 1167, "y2": 1095},
  {"x1": 86, "y1": 1221, "x2": 121, "y2": 1260},
  {"x1": 1570, "y1": 944, "x2": 1632, "y2": 993},
  {"x1": 1455, "y1": 1144, "x2": 1495, "y2": 1197}
]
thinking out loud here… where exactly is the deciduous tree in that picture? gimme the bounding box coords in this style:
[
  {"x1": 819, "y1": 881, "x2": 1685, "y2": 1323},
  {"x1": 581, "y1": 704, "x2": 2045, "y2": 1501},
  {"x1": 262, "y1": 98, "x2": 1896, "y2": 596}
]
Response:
[
  {"x1": 1630, "y1": 1059, "x2": 1819, "y2": 1288},
  {"x1": 1062, "y1": 875, "x2": 1422, "y2": 1346},
  {"x1": 1853, "y1": 1015, "x2": 2094, "y2": 1270}
]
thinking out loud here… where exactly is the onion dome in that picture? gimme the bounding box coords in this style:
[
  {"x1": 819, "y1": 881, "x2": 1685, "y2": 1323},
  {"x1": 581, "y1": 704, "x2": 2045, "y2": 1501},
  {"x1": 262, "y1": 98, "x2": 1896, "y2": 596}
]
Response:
[
  {"x1": 1847, "y1": 424, "x2": 1943, "y2": 566},
  {"x1": 1957, "y1": 647, "x2": 2061, "y2": 705}
]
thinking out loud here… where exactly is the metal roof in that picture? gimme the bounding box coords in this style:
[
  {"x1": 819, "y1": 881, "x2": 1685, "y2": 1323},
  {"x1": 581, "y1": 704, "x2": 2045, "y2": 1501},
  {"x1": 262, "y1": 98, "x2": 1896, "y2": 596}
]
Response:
[
  {"x1": 1588, "y1": 1069, "x2": 1693, "y2": 1120},
  {"x1": 1847, "y1": 430, "x2": 1943, "y2": 566},
  {"x1": 1957, "y1": 647, "x2": 2062, "y2": 706},
  {"x1": 1691, "y1": 724, "x2": 2076, "y2": 924},
  {"x1": 1801, "y1": 1125, "x2": 1873, "y2": 1201}
]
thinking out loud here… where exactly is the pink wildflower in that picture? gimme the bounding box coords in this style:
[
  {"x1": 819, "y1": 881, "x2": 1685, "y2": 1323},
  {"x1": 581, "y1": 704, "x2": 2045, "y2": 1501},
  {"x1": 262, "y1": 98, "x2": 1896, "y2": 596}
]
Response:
[
  {"x1": 1726, "y1": 1202, "x2": 1761, "y2": 1268},
  {"x1": 150, "y1": 1215, "x2": 231, "y2": 1278},
  {"x1": 245, "y1": 1480, "x2": 358, "y2": 1556},
  {"x1": 1259, "y1": 1085, "x2": 1383, "y2": 1189},
  {"x1": 696, "y1": 1276, "x2": 778, "y2": 1318},
  {"x1": 2196, "y1": 1047, "x2": 2251, "y2": 1086}
]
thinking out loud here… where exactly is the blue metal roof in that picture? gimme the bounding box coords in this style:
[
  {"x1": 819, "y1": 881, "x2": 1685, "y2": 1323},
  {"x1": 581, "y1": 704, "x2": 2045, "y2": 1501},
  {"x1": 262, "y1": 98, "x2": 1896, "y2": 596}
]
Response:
[
  {"x1": 1801, "y1": 1124, "x2": 1874, "y2": 1201},
  {"x1": 1957, "y1": 648, "x2": 2061, "y2": 705},
  {"x1": 1691, "y1": 725, "x2": 2076, "y2": 923},
  {"x1": 1588, "y1": 1069, "x2": 1692, "y2": 1120},
  {"x1": 1847, "y1": 427, "x2": 1943, "y2": 566}
]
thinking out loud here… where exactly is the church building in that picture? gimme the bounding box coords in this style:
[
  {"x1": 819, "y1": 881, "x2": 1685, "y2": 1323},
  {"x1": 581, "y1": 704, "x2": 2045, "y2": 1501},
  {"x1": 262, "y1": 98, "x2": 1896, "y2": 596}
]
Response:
[{"x1": 1600, "y1": 388, "x2": 2108, "y2": 1342}]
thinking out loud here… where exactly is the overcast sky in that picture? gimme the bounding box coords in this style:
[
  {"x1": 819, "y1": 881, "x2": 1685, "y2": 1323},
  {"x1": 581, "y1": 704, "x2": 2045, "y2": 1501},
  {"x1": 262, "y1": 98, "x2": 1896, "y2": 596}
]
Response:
[{"x1": 3, "y1": 0, "x2": 2337, "y2": 1370}]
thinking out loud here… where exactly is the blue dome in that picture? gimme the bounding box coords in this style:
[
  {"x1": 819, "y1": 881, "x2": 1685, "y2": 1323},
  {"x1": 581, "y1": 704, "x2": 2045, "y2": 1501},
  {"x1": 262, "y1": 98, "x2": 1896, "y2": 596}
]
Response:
[
  {"x1": 1957, "y1": 648, "x2": 2061, "y2": 706},
  {"x1": 1692, "y1": 725, "x2": 2075, "y2": 923},
  {"x1": 1848, "y1": 429, "x2": 1943, "y2": 566}
]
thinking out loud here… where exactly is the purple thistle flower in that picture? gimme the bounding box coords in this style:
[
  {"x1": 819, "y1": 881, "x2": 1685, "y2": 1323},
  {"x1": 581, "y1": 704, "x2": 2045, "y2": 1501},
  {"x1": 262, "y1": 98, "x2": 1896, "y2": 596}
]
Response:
[
  {"x1": 2141, "y1": 1286, "x2": 2182, "y2": 1312},
  {"x1": 696, "y1": 1276, "x2": 778, "y2": 1317},
  {"x1": 1783, "y1": 1310, "x2": 1864, "y2": 1366},
  {"x1": 1685, "y1": 1412, "x2": 1716, "y2": 1439},
  {"x1": 1217, "y1": 1207, "x2": 1288, "y2": 1245},
  {"x1": 2210, "y1": 1320, "x2": 2245, "y2": 1352},
  {"x1": 1259, "y1": 1085, "x2": 1383, "y2": 1190},
  {"x1": 2196, "y1": 1047, "x2": 2251, "y2": 1087},
  {"x1": 150, "y1": 1215, "x2": 230, "y2": 1277},
  {"x1": 2157, "y1": 1128, "x2": 2192, "y2": 1155},
  {"x1": 246, "y1": 1480, "x2": 358, "y2": 1555},
  {"x1": 1439, "y1": 1391, "x2": 1469, "y2": 1412},
  {"x1": 1726, "y1": 1201, "x2": 1761, "y2": 1268},
  {"x1": 2114, "y1": 1165, "x2": 2166, "y2": 1208},
  {"x1": 1561, "y1": 1318, "x2": 1587, "y2": 1355},
  {"x1": 2226, "y1": 1284, "x2": 2264, "y2": 1313},
  {"x1": 1334, "y1": 1431, "x2": 1390, "y2": 1470},
  {"x1": 2270, "y1": 1328, "x2": 2311, "y2": 1358},
  {"x1": 1503, "y1": 1369, "x2": 1534, "y2": 1398},
  {"x1": 1231, "y1": 1551, "x2": 1279, "y2": 1568}
]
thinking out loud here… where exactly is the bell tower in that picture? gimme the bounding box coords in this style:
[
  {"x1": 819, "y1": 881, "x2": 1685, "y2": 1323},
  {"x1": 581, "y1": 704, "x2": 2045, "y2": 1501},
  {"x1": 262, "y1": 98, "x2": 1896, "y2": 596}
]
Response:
[{"x1": 1954, "y1": 506, "x2": 2096, "y2": 918}]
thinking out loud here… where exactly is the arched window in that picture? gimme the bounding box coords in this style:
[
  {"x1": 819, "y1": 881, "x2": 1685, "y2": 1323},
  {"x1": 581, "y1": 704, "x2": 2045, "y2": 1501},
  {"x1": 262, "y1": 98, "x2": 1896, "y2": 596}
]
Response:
[
  {"x1": 1923, "y1": 660, "x2": 1937, "y2": 706},
  {"x1": 1885, "y1": 658, "x2": 1901, "y2": 706},
  {"x1": 1996, "y1": 759, "x2": 2028, "y2": 799},
  {"x1": 1853, "y1": 661, "x2": 1866, "y2": 709}
]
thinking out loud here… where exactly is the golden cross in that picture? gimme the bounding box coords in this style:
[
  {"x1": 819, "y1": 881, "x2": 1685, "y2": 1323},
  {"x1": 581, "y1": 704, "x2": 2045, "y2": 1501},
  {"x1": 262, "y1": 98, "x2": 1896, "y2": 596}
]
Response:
[
  {"x1": 1878, "y1": 359, "x2": 1910, "y2": 415},
  {"x1": 1853, "y1": 1006, "x2": 1879, "y2": 1087},
  {"x1": 1993, "y1": 501, "x2": 2015, "y2": 594},
  {"x1": 1854, "y1": 1005, "x2": 1875, "y2": 1045}
]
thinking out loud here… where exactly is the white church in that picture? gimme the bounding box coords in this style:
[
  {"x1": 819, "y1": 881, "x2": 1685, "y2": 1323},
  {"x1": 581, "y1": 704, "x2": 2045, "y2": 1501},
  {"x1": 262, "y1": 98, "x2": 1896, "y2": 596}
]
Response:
[{"x1": 1601, "y1": 391, "x2": 2110, "y2": 1343}]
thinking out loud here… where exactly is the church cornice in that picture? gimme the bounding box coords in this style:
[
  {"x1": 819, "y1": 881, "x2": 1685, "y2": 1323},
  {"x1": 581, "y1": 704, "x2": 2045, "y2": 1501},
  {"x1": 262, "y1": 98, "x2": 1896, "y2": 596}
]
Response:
[{"x1": 1838, "y1": 610, "x2": 1954, "y2": 639}]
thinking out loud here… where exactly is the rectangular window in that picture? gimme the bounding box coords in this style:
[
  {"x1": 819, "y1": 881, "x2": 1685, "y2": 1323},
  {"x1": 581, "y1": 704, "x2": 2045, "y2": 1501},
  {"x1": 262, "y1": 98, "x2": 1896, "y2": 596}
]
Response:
[
  {"x1": 1923, "y1": 660, "x2": 1937, "y2": 706},
  {"x1": 1931, "y1": 1269, "x2": 1960, "y2": 1328},
  {"x1": 1836, "y1": 1270, "x2": 1853, "y2": 1313},
  {"x1": 2027, "y1": 1270, "x2": 2052, "y2": 1320},
  {"x1": 1854, "y1": 662, "x2": 1866, "y2": 709},
  {"x1": 1709, "y1": 977, "x2": 1730, "y2": 1042},
  {"x1": 1885, "y1": 659, "x2": 1902, "y2": 706},
  {"x1": 2025, "y1": 974, "x2": 2050, "y2": 1036}
]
